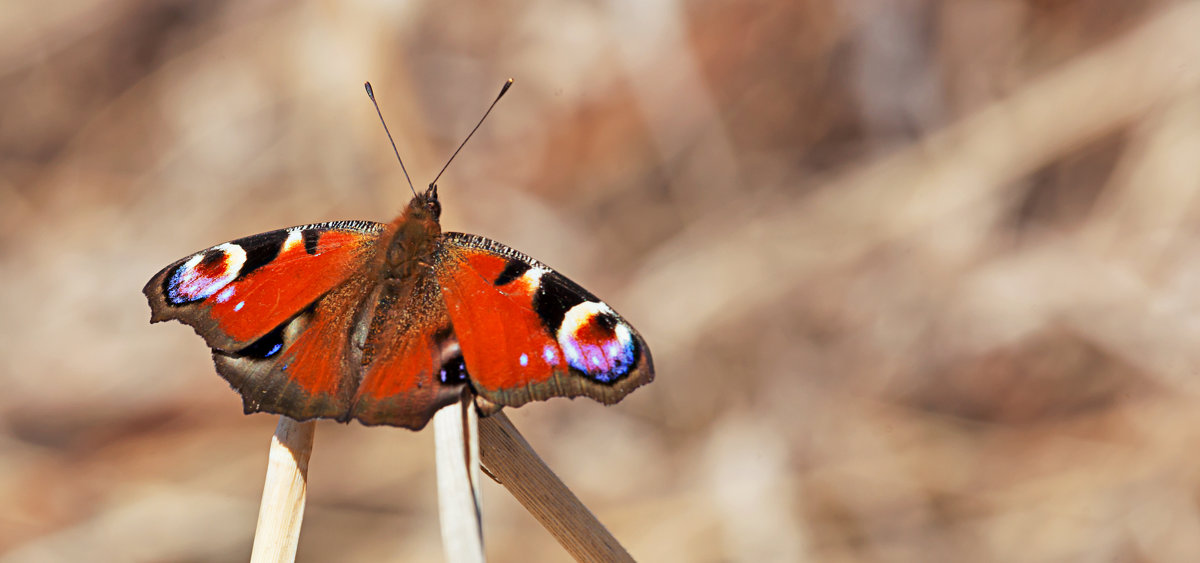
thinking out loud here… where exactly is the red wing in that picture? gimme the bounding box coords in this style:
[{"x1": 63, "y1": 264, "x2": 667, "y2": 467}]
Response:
[
  {"x1": 347, "y1": 273, "x2": 466, "y2": 429},
  {"x1": 212, "y1": 274, "x2": 374, "y2": 421},
  {"x1": 144, "y1": 221, "x2": 385, "y2": 352},
  {"x1": 435, "y1": 233, "x2": 654, "y2": 410}
]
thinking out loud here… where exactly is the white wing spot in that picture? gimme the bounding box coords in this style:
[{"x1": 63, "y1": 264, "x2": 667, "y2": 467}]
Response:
[
  {"x1": 282, "y1": 229, "x2": 305, "y2": 253},
  {"x1": 518, "y1": 267, "x2": 548, "y2": 292}
]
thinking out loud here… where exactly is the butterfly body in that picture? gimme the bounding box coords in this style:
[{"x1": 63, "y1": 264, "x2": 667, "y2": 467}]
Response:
[{"x1": 145, "y1": 186, "x2": 653, "y2": 429}]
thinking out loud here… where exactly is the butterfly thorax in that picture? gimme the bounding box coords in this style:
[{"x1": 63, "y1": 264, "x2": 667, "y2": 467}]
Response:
[
  {"x1": 382, "y1": 192, "x2": 442, "y2": 283},
  {"x1": 356, "y1": 190, "x2": 445, "y2": 366}
]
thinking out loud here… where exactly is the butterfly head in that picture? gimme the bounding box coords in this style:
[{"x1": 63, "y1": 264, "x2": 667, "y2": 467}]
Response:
[
  {"x1": 384, "y1": 182, "x2": 444, "y2": 272},
  {"x1": 407, "y1": 183, "x2": 442, "y2": 222}
]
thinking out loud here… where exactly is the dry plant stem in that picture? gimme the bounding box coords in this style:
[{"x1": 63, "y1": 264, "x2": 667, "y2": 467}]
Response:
[
  {"x1": 434, "y1": 393, "x2": 485, "y2": 563},
  {"x1": 250, "y1": 417, "x2": 316, "y2": 563},
  {"x1": 478, "y1": 412, "x2": 635, "y2": 563}
]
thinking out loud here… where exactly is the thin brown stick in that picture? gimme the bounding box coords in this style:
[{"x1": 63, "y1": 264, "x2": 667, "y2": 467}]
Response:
[
  {"x1": 250, "y1": 417, "x2": 316, "y2": 563},
  {"x1": 478, "y1": 412, "x2": 635, "y2": 563},
  {"x1": 434, "y1": 393, "x2": 486, "y2": 562}
]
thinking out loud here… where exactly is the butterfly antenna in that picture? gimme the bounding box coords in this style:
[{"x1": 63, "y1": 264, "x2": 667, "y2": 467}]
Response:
[
  {"x1": 430, "y1": 78, "x2": 514, "y2": 188},
  {"x1": 364, "y1": 81, "x2": 417, "y2": 197}
]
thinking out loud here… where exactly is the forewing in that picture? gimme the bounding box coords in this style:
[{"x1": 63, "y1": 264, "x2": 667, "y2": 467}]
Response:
[{"x1": 144, "y1": 221, "x2": 384, "y2": 351}]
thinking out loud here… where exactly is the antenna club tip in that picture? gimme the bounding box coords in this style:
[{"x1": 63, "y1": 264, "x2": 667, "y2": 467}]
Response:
[
  {"x1": 499, "y1": 78, "x2": 513, "y2": 97},
  {"x1": 364, "y1": 82, "x2": 375, "y2": 98}
]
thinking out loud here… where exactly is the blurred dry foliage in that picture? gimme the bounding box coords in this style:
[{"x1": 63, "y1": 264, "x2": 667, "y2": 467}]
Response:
[{"x1": 3, "y1": 0, "x2": 1200, "y2": 561}]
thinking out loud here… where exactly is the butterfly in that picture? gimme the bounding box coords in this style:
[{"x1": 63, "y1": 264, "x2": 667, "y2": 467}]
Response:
[
  {"x1": 142, "y1": 85, "x2": 653, "y2": 430},
  {"x1": 143, "y1": 183, "x2": 654, "y2": 429}
]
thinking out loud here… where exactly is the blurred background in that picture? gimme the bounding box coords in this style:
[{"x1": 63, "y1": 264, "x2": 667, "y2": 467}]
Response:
[{"x1": 4, "y1": 0, "x2": 1200, "y2": 561}]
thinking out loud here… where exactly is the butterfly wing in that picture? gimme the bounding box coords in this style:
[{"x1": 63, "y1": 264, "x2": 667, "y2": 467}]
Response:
[
  {"x1": 144, "y1": 221, "x2": 385, "y2": 351},
  {"x1": 145, "y1": 221, "x2": 386, "y2": 420},
  {"x1": 213, "y1": 272, "x2": 375, "y2": 421},
  {"x1": 434, "y1": 233, "x2": 654, "y2": 411}
]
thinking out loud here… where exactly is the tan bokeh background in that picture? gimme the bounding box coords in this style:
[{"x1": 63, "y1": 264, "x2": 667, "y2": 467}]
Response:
[{"x1": 5, "y1": 1, "x2": 1200, "y2": 561}]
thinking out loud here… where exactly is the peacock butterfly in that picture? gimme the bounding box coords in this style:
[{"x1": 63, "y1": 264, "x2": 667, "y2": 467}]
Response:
[{"x1": 142, "y1": 81, "x2": 653, "y2": 430}]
